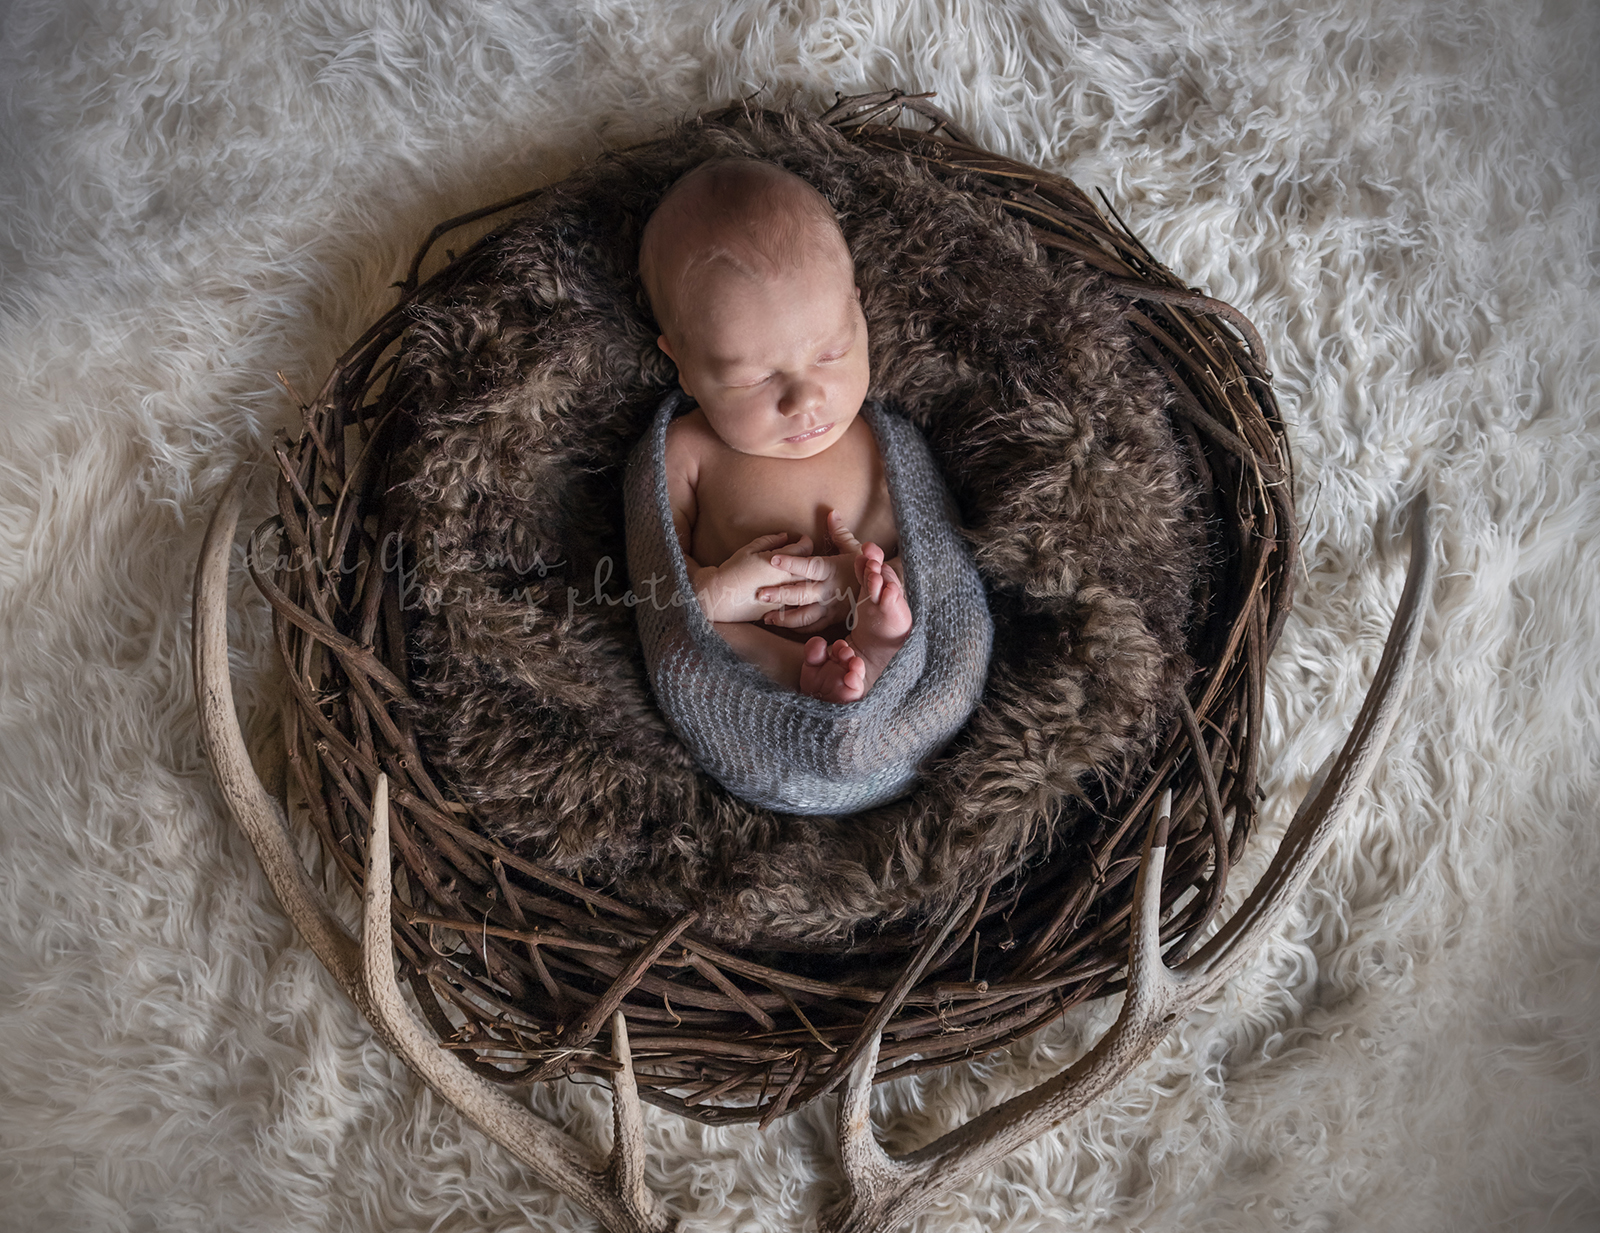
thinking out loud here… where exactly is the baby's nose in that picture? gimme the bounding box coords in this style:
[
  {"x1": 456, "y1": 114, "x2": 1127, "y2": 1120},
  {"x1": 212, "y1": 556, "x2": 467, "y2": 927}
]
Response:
[{"x1": 779, "y1": 378, "x2": 825, "y2": 417}]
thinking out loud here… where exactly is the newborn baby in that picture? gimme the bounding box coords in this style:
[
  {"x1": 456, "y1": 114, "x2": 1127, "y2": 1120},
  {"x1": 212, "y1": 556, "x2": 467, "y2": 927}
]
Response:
[
  {"x1": 624, "y1": 158, "x2": 994, "y2": 812},
  {"x1": 638, "y1": 157, "x2": 909, "y2": 702}
]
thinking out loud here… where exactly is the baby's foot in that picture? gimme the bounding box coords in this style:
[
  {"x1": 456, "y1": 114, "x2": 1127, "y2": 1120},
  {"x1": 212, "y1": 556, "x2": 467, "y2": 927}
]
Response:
[
  {"x1": 846, "y1": 544, "x2": 913, "y2": 692},
  {"x1": 798, "y1": 635, "x2": 867, "y2": 703}
]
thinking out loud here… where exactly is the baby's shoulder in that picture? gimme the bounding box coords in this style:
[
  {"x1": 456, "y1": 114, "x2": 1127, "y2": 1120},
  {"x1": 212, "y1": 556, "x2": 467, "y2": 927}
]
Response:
[
  {"x1": 664, "y1": 407, "x2": 721, "y2": 473},
  {"x1": 664, "y1": 407, "x2": 718, "y2": 453},
  {"x1": 662, "y1": 407, "x2": 718, "y2": 498}
]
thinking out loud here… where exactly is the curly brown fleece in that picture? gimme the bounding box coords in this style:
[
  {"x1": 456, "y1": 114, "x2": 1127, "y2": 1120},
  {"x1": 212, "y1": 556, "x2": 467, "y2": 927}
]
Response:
[{"x1": 391, "y1": 106, "x2": 1204, "y2": 944}]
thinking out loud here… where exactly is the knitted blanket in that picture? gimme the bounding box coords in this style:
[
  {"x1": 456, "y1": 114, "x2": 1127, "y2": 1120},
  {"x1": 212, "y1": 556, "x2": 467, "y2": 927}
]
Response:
[{"x1": 623, "y1": 393, "x2": 994, "y2": 814}]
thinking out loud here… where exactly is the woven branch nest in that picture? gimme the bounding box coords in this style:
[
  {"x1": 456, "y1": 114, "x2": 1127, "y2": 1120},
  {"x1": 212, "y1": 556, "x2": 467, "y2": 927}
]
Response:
[{"x1": 254, "y1": 91, "x2": 1294, "y2": 1126}]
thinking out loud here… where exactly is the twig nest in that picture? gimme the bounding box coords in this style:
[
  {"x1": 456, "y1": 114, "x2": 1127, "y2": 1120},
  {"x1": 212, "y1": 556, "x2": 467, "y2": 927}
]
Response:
[{"x1": 261, "y1": 92, "x2": 1291, "y2": 1122}]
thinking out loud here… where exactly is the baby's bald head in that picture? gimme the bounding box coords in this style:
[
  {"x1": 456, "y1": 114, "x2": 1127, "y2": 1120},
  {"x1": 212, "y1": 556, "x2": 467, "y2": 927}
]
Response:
[{"x1": 640, "y1": 159, "x2": 853, "y2": 343}]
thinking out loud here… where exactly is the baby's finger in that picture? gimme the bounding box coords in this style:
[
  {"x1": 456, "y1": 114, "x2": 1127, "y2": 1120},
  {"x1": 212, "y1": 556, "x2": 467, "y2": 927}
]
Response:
[
  {"x1": 827, "y1": 510, "x2": 863, "y2": 553},
  {"x1": 757, "y1": 580, "x2": 822, "y2": 606},
  {"x1": 769, "y1": 553, "x2": 833, "y2": 581},
  {"x1": 736, "y1": 532, "x2": 790, "y2": 557},
  {"x1": 763, "y1": 602, "x2": 827, "y2": 628}
]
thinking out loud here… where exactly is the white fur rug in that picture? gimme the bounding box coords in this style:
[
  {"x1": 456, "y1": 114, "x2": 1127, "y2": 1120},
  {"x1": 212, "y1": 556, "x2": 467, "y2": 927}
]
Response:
[{"x1": 3, "y1": 1, "x2": 1597, "y2": 1230}]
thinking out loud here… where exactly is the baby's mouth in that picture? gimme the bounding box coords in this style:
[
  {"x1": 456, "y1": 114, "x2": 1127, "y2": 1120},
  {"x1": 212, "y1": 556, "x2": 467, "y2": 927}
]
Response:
[{"x1": 783, "y1": 422, "x2": 834, "y2": 444}]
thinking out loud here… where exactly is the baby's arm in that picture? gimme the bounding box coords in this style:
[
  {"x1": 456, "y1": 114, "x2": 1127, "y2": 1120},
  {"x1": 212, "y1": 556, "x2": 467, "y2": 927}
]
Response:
[{"x1": 664, "y1": 425, "x2": 814, "y2": 623}]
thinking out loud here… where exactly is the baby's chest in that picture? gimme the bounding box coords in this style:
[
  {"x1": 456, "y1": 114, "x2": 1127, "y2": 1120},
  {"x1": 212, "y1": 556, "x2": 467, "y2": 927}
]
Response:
[{"x1": 692, "y1": 451, "x2": 897, "y2": 565}]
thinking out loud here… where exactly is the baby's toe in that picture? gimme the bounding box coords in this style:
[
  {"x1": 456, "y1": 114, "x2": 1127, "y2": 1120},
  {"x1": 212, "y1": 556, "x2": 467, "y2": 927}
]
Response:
[
  {"x1": 804, "y1": 636, "x2": 829, "y2": 666},
  {"x1": 877, "y1": 571, "x2": 913, "y2": 638},
  {"x1": 862, "y1": 560, "x2": 885, "y2": 604}
]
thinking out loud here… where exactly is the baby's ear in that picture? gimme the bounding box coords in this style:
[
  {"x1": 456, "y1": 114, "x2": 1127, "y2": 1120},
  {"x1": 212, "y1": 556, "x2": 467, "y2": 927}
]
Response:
[{"x1": 657, "y1": 334, "x2": 677, "y2": 363}]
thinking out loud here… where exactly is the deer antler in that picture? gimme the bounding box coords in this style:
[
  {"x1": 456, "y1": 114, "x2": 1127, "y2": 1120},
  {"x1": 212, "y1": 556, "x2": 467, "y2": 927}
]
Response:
[
  {"x1": 193, "y1": 464, "x2": 674, "y2": 1233},
  {"x1": 197, "y1": 458, "x2": 1432, "y2": 1233},
  {"x1": 823, "y1": 495, "x2": 1435, "y2": 1233}
]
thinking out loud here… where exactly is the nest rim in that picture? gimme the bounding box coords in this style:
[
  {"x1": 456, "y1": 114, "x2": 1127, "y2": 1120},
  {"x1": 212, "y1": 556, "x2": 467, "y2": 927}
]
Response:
[{"x1": 255, "y1": 90, "x2": 1295, "y2": 1126}]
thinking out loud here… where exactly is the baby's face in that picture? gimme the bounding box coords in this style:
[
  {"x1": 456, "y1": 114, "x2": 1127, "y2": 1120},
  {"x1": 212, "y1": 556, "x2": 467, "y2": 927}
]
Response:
[{"x1": 658, "y1": 256, "x2": 869, "y2": 460}]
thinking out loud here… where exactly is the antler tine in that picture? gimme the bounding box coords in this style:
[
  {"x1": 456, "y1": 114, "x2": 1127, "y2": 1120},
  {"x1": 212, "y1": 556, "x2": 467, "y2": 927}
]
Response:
[
  {"x1": 1178, "y1": 493, "x2": 1435, "y2": 991},
  {"x1": 362, "y1": 777, "x2": 674, "y2": 1231},
  {"x1": 195, "y1": 465, "x2": 674, "y2": 1233},
  {"x1": 820, "y1": 792, "x2": 1181, "y2": 1233},
  {"x1": 834, "y1": 1022, "x2": 912, "y2": 1202},
  {"x1": 822, "y1": 495, "x2": 1434, "y2": 1233},
  {"x1": 194, "y1": 463, "x2": 362, "y2": 992},
  {"x1": 1127, "y1": 790, "x2": 1183, "y2": 1003},
  {"x1": 606, "y1": 1011, "x2": 652, "y2": 1213}
]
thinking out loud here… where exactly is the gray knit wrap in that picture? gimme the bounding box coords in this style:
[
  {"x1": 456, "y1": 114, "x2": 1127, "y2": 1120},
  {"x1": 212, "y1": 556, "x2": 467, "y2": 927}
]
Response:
[{"x1": 623, "y1": 393, "x2": 993, "y2": 815}]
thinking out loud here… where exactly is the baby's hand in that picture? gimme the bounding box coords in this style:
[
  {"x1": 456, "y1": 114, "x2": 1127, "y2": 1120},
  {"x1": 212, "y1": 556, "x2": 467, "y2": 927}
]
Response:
[
  {"x1": 759, "y1": 511, "x2": 867, "y2": 631},
  {"x1": 694, "y1": 532, "x2": 815, "y2": 623}
]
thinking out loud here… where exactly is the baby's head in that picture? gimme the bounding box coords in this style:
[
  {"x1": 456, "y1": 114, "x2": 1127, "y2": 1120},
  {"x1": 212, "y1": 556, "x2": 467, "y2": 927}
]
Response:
[{"x1": 640, "y1": 159, "x2": 869, "y2": 459}]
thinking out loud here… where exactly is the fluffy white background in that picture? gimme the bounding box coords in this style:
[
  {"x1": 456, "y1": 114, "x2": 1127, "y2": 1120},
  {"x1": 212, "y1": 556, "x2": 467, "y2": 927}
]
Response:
[{"x1": 1, "y1": 1, "x2": 1596, "y2": 1230}]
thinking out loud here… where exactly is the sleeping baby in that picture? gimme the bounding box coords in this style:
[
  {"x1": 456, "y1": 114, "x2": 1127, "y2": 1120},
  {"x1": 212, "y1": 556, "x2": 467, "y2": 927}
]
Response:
[
  {"x1": 637, "y1": 157, "x2": 908, "y2": 703},
  {"x1": 623, "y1": 156, "x2": 993, "y2": 814}
]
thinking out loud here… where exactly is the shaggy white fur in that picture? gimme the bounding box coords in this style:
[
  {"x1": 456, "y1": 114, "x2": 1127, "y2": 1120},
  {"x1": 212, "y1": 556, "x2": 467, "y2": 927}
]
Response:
[{"x1": 2, "y1": 1, "x2": 1596, "y2": 1230}]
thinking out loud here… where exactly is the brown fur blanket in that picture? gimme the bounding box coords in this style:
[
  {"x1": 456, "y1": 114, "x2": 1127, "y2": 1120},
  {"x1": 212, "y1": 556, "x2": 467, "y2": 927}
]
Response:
[{"x1": 393, "y1": 107, "x2": 1203, "y2": 944}]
